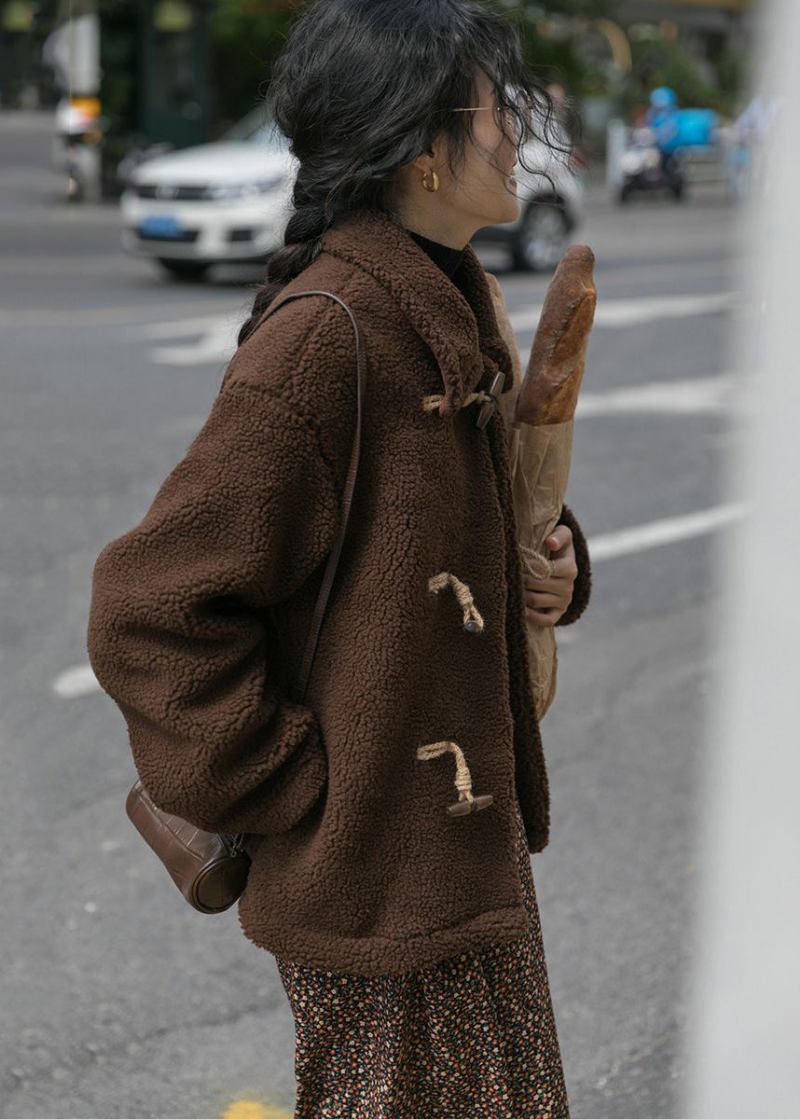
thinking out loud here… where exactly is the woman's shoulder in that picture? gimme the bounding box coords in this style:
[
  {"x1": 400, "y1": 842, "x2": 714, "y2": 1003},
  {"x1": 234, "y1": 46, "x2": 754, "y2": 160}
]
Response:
[
  {"x1": 221, "y1": 255, "x2": 369, "y2": 414},
  {"x1": 218, "y1": 256, "x2": 371, "y2": 488}
]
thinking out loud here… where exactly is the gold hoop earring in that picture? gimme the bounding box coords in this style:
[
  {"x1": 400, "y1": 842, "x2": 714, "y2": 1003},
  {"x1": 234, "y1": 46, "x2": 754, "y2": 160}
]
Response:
[{"x1": 421, "y1": 169, "x2": 440, "y2": 193}]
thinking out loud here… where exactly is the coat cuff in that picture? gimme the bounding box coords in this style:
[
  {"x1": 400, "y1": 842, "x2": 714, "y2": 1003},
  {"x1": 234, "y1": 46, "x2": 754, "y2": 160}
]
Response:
[{"x1": 554, "y1": 502, "x2": 592, "y2": 626}]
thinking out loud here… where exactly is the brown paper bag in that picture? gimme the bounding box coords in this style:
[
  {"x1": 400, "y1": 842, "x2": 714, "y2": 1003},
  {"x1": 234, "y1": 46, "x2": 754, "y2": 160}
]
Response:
[{"x1": 486, "y1": 247, "x2": 596, "y2": 720}]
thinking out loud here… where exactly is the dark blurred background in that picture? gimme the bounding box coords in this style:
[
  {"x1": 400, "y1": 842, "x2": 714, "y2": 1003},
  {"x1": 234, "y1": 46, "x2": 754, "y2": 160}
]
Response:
[{"x1": 1, "y1": 1, "x2": 759, "y2": 196}]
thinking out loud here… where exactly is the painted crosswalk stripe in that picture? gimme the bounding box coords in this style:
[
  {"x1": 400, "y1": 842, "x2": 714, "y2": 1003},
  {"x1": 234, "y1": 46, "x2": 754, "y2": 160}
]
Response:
[
  {"x1": 576, "y1": 373, "x2": 741, "y2": 416},
  {"x1": 129, "y1": 291, "x2": 738, "y2": 366},
  {"x1": 586, "y1": 503, "x2": 748, "y2": 562},
  {"x1": 508, "y1": 291, "x2": 736, "y2": 333},
  {"x1": 53, "y1": 664, "x2": 101, "y2": 698}
]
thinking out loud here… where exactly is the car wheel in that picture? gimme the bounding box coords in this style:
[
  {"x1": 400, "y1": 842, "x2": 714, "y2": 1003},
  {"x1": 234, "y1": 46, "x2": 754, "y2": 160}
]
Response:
[
  {"x1": 511, "y1": 202, "x2": 570, "y2": 272},
  {"x1": 157, "y1": 259, "x2": 211, "y2": 282}
]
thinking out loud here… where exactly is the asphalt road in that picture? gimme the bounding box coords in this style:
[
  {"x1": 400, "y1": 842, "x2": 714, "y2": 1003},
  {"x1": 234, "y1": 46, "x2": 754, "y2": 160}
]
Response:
[{"x1": 0, "y1": 111, "x2": 745, "y2": 1119}]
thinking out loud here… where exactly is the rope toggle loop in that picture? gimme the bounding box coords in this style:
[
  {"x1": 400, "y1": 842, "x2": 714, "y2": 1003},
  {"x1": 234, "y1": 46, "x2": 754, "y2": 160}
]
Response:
[
  {"x1": 416, "y1": 740, "x2": 494, "y2": 816},
  {"x1": 428, "y1": 571, "x2": 484, "y2": 634},
  {"x1": 421, "y1": 388, "x2": 493, "y2": 414},
  {"x1": 421, "y1": 370, "x2": 506, "y2": 429}
]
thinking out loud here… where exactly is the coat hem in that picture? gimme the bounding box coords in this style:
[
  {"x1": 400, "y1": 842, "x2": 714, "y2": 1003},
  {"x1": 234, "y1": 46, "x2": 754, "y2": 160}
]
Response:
[{"x1": 237, "y1": 899, "x2": 532, "y2": 979}]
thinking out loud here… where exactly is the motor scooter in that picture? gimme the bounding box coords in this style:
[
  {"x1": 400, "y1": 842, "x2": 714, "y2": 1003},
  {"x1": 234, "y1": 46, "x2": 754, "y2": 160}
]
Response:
[
  {"x1": 617, "y1": 126, "x2": 686, "y2": 204},
  {"x1": 53, "y1": 97, "x2": 106, "y2": 203}
]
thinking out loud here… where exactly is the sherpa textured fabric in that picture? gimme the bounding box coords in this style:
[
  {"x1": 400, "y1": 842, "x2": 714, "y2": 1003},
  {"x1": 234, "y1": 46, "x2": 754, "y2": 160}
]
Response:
[
  {"x1": 86, "y1": 208, "x2": 592, "y2": 978},
  {"x1": 275, "y1": 793, "x2": 570, "y2": 1118}
]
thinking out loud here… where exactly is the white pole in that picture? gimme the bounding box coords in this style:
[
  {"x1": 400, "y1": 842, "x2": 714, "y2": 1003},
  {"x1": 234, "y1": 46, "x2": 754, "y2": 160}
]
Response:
[
  {"x1": 682, "y1": 2, "x2": 800, "y2": 1116},
  {"x1": 606, "y1": 118, "x2": 627, "y2": 190},
  {"x1": 49, "y1": 4, "x2": 102, "y2": 203}
]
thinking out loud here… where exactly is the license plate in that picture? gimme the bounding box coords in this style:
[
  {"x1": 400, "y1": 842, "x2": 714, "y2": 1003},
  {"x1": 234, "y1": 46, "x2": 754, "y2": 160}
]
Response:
[{"x1": 139, "y1": 214, "x2": 184, "y2": 239}]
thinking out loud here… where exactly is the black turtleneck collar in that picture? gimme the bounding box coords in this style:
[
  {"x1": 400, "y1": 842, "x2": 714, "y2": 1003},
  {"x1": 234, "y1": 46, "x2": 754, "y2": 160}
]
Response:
[{"x1": 406, "y1": 228, "x2": 467, "y2": 280}]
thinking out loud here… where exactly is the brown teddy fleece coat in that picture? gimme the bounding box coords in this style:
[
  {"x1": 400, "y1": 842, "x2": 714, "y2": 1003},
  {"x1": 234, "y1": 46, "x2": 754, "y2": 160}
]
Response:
[{"x1": 86, "y1": 208, "x2": 592, "y2": 978}]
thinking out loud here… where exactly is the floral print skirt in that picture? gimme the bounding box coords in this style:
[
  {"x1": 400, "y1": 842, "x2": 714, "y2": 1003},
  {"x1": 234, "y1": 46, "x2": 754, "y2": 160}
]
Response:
[{"x1": 274, "y1": 793, "x2": 571, "y2": 1118}]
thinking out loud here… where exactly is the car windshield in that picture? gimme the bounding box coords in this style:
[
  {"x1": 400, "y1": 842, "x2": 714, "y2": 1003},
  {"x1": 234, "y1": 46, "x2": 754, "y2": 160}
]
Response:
[{"x1": 221, "y1": 107, "x2": 291, "y2": 151}]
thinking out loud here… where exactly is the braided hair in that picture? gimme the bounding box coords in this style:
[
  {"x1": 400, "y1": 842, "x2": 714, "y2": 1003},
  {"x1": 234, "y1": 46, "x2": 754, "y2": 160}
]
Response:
[{"x1": 237, "y1": 0, "x2": 571, "y2": 348}]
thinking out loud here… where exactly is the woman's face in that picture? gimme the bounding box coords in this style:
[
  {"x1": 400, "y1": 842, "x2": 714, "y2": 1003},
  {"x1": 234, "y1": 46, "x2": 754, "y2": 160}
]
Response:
[{"x1": 394, "y1": 68, "x2": 522, "y2": 247}]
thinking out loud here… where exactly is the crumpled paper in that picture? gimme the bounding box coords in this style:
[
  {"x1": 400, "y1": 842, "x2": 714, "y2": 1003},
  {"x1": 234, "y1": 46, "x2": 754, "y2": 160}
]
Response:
[{"x1": 487, "y1": 247, "x2": 596, "y2": 721}]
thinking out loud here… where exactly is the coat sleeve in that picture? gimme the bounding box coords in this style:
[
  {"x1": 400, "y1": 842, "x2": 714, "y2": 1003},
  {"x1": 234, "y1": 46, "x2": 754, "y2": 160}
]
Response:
[
  {"x1": 554, "y1": 501, "x2": 592, "y2": 626},
  {"x1": 86, "y1": 378, "x2": 342, "y2": 837}
]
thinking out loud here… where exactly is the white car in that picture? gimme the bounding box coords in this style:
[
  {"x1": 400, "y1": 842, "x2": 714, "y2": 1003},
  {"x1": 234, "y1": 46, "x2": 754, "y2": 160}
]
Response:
[
  {"x1": 120, "y1": 107, "x2": 294, "y2": 280},
  {"x1": 473, "y1": 137, "x2": 585, "y2": 272},
  {"x1": 120, "y1": 106, "x2": 583, "y2": 280}
]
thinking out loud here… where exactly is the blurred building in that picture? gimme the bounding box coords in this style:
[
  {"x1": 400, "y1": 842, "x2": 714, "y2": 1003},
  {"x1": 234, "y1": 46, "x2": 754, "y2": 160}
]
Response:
[
  {"x1": 614, "y1": 0, "x2": 762, "y2": 124},
  {"x1": 619, "y1": 0, "x2": 758, "y2": 48}
]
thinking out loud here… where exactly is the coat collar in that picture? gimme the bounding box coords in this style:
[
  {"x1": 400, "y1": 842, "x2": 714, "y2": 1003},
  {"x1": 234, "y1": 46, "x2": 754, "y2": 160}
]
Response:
[{"x1": 320, "y1": 209, "x2": 515, "y2": 418}]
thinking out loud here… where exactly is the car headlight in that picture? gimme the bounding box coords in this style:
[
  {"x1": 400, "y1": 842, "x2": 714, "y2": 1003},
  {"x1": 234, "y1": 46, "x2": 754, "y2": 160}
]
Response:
[{"x1": 205, "y1": 177, "x2": 284, "y2": 200}]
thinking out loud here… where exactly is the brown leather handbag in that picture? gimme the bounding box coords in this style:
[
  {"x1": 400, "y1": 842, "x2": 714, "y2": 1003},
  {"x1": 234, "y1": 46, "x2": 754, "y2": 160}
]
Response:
[{"x1": 125, "y1": 289, "x2": 368, "y2": 913}]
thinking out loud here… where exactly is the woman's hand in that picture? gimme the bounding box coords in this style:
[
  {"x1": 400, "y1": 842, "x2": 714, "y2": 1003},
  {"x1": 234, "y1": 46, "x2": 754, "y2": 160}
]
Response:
[{"x1": 522, "y1": 525, "x2": 578, "y2": 627}]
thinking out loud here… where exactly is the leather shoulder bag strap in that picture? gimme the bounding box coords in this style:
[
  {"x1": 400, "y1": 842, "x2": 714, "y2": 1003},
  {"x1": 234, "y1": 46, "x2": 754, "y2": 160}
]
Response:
[{"x1": 247, "y1": 288, "x2": 367, "y2": 706}]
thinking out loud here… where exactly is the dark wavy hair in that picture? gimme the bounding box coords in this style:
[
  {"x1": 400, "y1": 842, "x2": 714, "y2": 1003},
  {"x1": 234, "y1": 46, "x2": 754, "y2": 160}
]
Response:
[{"x1": 237, "y1": 0, "x2": 572, "y2": 347}]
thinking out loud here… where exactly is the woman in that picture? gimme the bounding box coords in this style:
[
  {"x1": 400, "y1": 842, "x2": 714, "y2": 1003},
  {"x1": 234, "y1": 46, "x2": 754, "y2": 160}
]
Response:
[{"x1": 86, "y1": 1, "x2": 592, "y2": 1115}]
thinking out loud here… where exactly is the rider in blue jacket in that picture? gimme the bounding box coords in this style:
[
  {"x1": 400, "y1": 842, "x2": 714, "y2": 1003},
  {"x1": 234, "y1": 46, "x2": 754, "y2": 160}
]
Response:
[{"x1": 645, "y1": 86, "x2": 683, "y2": 191}]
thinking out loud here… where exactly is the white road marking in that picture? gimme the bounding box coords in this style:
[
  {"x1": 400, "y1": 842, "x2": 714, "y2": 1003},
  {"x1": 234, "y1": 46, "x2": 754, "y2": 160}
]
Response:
[
  {"x1": 576, "y1": 373, "x2": 741, "y2": 416},
  {"x1": 123, "y1": 291, "x2": 738, "y2": 366},
  {"x1": 0, "y1": 302, "x2": 239, "y2": 328},
  {"x1": 62, "y1": 504, "x2": 748, "y2": 698},
  {"x1": 596, "y1": 291, "x2": 736, "y2": 327},
  {"x1": 508, "y1": 291, "x2": 736, "y2": 333},
  {"x1": 0, "y1": 286, "x2": 738, "y2": 333},
  {"x1": 152, "y1": 325, "x2": 239, "y2": 366},
  {"x1": 127, "y1": 312, "x2": 241, "y2": 365},
  {"x1": 53, "y1": 664, "x2": 103, "y2": 698},
  {"x1": 586, "y1": 503, "x2": 748, "y2": 562},
  {"x1": 134, "y1": 315, "x2": 239, "y2": 339},
  {"x1": 157, "y1": 414, "x2": 207, "y2": 437}
]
